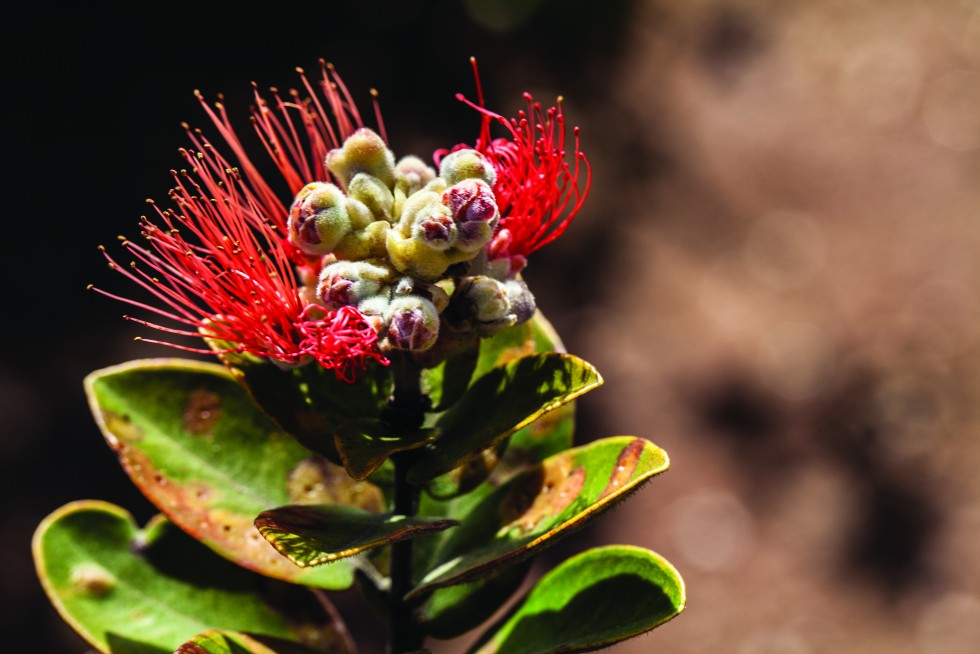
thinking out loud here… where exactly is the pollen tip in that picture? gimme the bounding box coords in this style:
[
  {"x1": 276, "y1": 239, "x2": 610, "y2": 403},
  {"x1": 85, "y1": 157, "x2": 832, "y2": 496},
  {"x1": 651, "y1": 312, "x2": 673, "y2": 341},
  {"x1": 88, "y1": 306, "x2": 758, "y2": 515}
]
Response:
[
  {"x1": 86, "y1": 284, "x2": 94, "y2": 290},
  {"x1": 370, "y1": 88, "x2": 379, "y2": 97},
  {"x1": 180, "y1": 121, "x2": 190, "y2": 129},
  {"x1": 469, "y1": 55, "x2": 476, "y2": 64},
  {"x1": 295, "y1": 66, "x2": 305, "y2": 74},
  {"x1": 97, "y1": 245, "x2": 106, "y2": 251},
  {"x1": 193, "y1": 89, "x2": 202, "y2": 98},
  {"x1": 134, "y1": 337, "x2": 143, "y2": 342}
]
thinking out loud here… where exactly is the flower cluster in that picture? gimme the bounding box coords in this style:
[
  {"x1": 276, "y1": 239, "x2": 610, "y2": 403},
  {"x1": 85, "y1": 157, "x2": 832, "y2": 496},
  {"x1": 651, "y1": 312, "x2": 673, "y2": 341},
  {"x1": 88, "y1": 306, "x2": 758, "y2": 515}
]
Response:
[{"x1": 95, "y1": 60, "x2": 590, "y2": 380}]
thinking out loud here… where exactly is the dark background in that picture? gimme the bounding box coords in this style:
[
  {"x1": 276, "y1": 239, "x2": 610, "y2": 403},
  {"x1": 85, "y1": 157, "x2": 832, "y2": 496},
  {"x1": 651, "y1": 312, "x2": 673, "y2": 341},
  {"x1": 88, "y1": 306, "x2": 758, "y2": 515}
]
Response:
[{"x1": 4, "y1": 1, "x2": 980, "y2": 653}]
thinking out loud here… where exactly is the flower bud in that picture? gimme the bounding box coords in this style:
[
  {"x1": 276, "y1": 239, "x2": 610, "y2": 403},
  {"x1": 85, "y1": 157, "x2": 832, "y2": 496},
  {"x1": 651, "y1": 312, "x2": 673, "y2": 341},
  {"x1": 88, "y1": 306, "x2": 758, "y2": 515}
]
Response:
[
  {"x1": 288, "y1": 182, "x2": 353, "y2": 255},
  {"x1": 443, "y1": 179, "x2": 499, "y2": 253},
  {"x1": 394, "y1": 156, "x2": 436, "y2": 197},
  {"x1": 326, "y1": 128, "x2": 396, "y2": 190},
  {"x1": 451, "y1": 275, "x2": 537, "y2": 335},
  {"x1": 439, "y1": 148, "x2": 497, "y2": 186},
  {"x1": 317, "y1": 260, "x2": 394, "y2": 310},
  {"x1": 411, "y1": 208, "x2": 457, "y2": 251},
  {"x1": 392, "y1": 276, "x2": 451, "y2": 312},
  {"x1": 385, "y1": 296, "x2": 439, "y2": 351},
  {"x1": 331, "y1": 219, "x2": 390, "y2": 261},
  {"x1": 348, "y1": 173, "x2": 395, "y2": 223},
  {"x1": 386, "y1": 229, "x2": 456, "y2": 280}
]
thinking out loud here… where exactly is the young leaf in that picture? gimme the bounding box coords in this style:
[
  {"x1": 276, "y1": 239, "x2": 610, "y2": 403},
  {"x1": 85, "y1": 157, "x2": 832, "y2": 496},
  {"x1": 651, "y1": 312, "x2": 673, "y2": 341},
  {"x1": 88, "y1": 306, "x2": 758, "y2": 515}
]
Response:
[
  {"x1": 407, "y1": 354, "x2": 601, "y2": 484},
  {"x1": 85, "y1": 359, "x2": 377, "y2": 589},
  {"x1": 33, "y1": 501, "x2": 344, "y2": 654},
  {"x1": 468, "y1": 546, "x2": 686, "y2": 654},
  {"x1": 334, "y1": 419, "x2": 439, "y2": 480},
  {"x1": 255, "y1": 505, "x2": 459, "y2": 567},
  {"x1": 224, "y1": 357, "x2": 391, "y2": 462},
  {"x1": 409, "y1": 437, "x2": 669, "y2": 597}
]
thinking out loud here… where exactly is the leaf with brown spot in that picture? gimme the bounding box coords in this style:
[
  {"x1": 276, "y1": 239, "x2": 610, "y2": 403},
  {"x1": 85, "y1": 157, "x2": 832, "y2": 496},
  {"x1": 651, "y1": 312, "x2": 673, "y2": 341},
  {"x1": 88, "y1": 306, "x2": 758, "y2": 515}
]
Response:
[
  {"x1": 176, "y1": 630, "x2": 347, "y2": 654},
  {"x1": 85, "y1": 359, "x2": 379, "y2": 589},
  {"x1": 408, "y1": 437, "x2": 669, "y2": 598},
  {"x1": 32, "y1": 501, "x2": 346, "y2": 654}
]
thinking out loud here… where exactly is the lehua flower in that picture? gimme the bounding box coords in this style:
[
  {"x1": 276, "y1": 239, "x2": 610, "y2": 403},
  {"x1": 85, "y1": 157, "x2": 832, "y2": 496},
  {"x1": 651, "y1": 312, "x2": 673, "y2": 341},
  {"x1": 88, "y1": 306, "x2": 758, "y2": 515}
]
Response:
[{"x1": 94, "y1": 60, "x2": 589, "y2": 381}]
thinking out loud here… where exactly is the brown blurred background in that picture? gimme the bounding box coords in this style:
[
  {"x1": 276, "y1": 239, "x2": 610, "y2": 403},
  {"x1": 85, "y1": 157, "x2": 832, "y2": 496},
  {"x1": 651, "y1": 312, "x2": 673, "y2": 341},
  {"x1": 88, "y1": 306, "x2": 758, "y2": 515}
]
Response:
[{"x1": 4, "y1": 1, "x2": 979, "y2": 652}]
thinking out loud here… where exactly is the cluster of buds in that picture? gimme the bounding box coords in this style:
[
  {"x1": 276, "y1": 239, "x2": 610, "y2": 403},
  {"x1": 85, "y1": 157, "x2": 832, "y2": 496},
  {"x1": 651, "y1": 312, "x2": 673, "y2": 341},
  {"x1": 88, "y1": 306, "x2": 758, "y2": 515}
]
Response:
[
  {"x1": 95, "y1": 61, "x2": 589, "y2": 379},
  {"x1": 289, "y1": 128, "x2": 537, "y2": 353}
]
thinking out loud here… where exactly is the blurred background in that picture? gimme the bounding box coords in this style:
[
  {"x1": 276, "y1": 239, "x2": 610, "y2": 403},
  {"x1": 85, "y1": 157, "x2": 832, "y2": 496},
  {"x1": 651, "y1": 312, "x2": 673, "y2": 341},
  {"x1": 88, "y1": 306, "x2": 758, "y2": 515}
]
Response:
[{"x1": 4, "y1": 1, "x2": 980, "y2": 652}]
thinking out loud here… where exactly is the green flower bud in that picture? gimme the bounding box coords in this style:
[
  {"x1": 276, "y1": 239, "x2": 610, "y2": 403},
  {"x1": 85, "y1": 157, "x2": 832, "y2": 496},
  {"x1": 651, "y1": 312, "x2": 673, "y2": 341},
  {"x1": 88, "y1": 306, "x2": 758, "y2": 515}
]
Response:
[
  {"x1": 450, "y1": 275, "x2": 537, "y2": 336},
  {"x1": 317, "y1": 260, "x2": 394, "y2": 309},
  {"x1": 394, "y1": 155, "x2": 436, "y2": 198},
  {"x1": 392, "y1": 276, "x2": 451, "y2": 313},
  {"x1": 332, "y1": 220, "x2": 390, "y2": 261},
  {"x1": 344, "y1": 196, "x2": 374, "y2": 230},
  {"x1": 386, "y1": 295, "x2": 440, "y2": 351},
  {"x1": 288, "y1": 182, "x2": 353, "y2": 255},
  {"x1": 325, "y1": 128, "x2": 396, "y2": 190},
  {"x1": 386, "y1": 228, "x2": 456, "y2": 280},
  {"x1": 439, "y1": 148, "x2": 497, "y2": 186},
  {"x1": 348, "y1": 173, "x2": 395, "y2": 223}
]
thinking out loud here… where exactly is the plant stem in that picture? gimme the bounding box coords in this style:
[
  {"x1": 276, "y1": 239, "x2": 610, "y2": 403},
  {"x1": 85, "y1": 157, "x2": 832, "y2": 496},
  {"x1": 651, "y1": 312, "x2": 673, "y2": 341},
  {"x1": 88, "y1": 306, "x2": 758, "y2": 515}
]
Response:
[{"x1": 386, "y1": 353, "x2": 426, "y2": 653}]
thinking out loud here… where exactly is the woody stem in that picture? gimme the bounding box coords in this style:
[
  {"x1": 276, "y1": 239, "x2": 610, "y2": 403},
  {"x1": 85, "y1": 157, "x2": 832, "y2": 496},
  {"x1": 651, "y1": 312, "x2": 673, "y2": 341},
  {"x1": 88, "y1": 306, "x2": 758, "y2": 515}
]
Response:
[{"x1": 385, "y1": 353, "x2": 426, "y2": 653}]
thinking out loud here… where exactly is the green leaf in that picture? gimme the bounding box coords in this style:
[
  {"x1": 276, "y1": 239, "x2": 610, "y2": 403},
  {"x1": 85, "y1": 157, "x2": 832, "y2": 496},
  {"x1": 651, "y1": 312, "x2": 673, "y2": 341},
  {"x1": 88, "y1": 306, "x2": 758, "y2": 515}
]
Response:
[
  {"x1": 407, "y1": 354, "x2": 602, "y2": 484},
  {"x1": 469, "y1": 546, "x2": 685, "y2": 654},
  {"x1": 409, "y1": 437, "x2": 669, "y2": 597},
  {"x1": 176, "y1": 630, "x2": 346, "y2": 654},
  {"x1": 471, "y1": 312, "x2": 549, "y2": 382},
  {"x1": 421, "y1": 340, "x2": 480, "y2": 411},
  {"x1": 416, "y1": 562, "x2": 532, "y2": 639},
  {"x1": 84, "y1": 359, "x2": 387, "y2": 589},
  {"x1": 225, "y1": 357, "x2": 391, "y2": 461},
  {"x1": 255, "y1": 505, "x2": 459, "y2": 567},
  {"x1": 33, "y1": 501, "x2": 343, "y2": 654},
  {"x1": 413, "y1": 402, "x2": 577, "y2": 633},
  {"x1": 335, "y1": 419, "x2": 439, "y2": 480}
]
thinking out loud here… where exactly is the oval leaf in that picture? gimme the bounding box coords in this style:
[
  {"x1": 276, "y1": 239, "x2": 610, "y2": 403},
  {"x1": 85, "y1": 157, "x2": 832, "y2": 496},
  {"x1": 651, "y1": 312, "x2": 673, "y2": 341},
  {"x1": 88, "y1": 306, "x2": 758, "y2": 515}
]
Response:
[
  {"x1": 335, "y1": 419, "x2": 439, "y2": 480},
  {"x1": 255, "y1": 505, "x2": 459, "y2": 567},
  {"x1": 416, "y1": 562, "x2": 532, "y2": 639},
  {"x1": 468, "y1": 545, "x2": 686, "y2": 654},
  {"x1": 472, "y1": 311, "x2": 565, "y2": 383},
  {"x1": 407, "y1": 354, "x2": 602, "y2": 484},
  {"x1": 33, "y1": 501, "x2": 341, "y2": 654},
  {"x1": 84, "y1": 359, "x2": 377, "y2": 589},
  {"x1": 177, "y1": 630, "x2": 346, "y2": 654},
  {"x1": 409, "y1": 437, "x2": 669, "y2": 597}
]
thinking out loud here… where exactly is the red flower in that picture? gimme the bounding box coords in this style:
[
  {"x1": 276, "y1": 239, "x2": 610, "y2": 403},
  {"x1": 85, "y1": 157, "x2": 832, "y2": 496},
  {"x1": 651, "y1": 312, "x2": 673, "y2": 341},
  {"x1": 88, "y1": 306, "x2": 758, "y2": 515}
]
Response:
[
  {"x1": 443, "y1": 59, "x2": 592, "y2": 271},
  {"x1": 94, "y1": 63, "x2": 387, "y2": 381}
]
